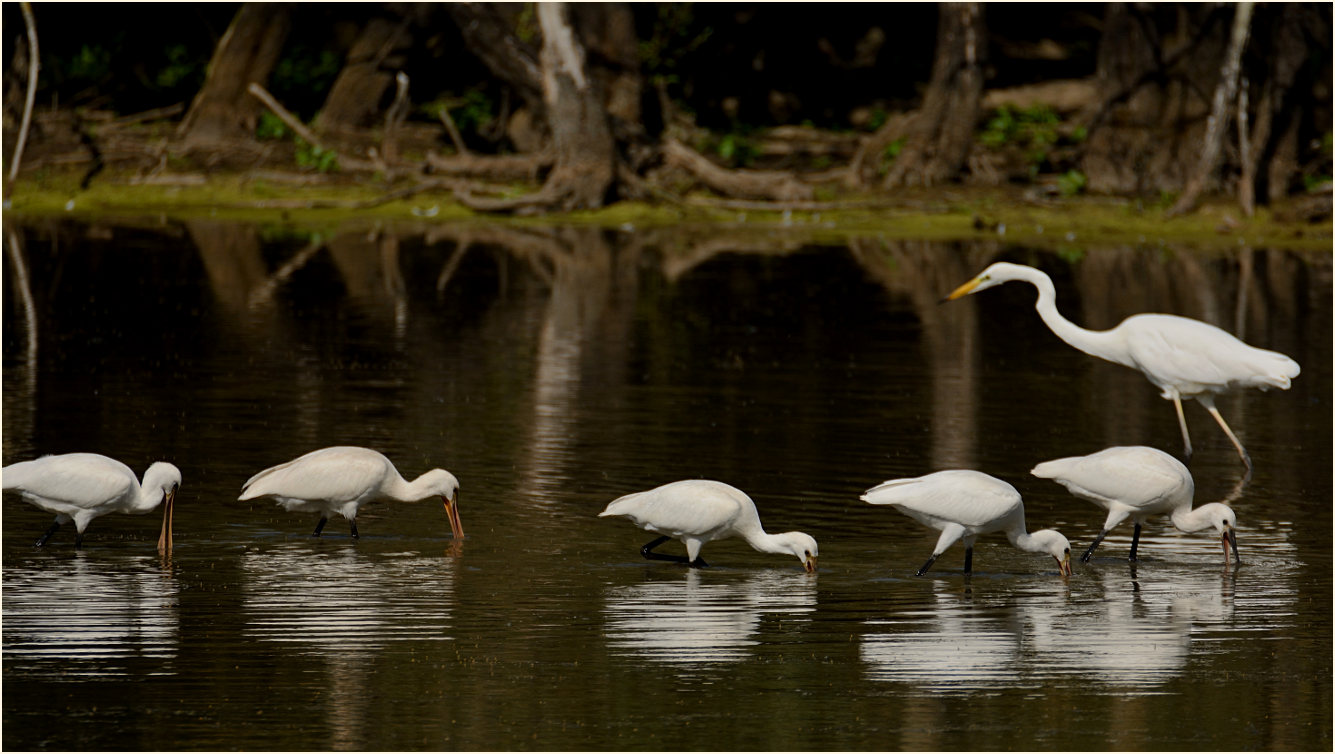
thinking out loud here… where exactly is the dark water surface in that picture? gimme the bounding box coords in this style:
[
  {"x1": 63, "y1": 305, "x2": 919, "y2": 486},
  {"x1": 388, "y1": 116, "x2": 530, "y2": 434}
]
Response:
[{"x1": 3, "y1": 219, "x2": 1330, "y2": 750}]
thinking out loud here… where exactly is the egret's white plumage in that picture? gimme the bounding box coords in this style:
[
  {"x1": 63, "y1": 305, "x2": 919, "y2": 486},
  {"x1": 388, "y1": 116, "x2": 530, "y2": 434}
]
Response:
[
  {"x1": 2, "y1": 453, "x2": 179, "y2": 550},
  {"x1": 1032, "y1": 445, "x2": 1238, "y2": 565},
  {"x1": 946, "y1": 262, "x2": 1300, "y2": 469},
  {"x1": 861, "y1": 469, "x2": 1072, "y2": 577},
  {"x1": 599, "y1": 479, "x2": 818, "y2": 572},
  {"x1": 239, "y1": 446, "x2": 462, "y2": 539}
]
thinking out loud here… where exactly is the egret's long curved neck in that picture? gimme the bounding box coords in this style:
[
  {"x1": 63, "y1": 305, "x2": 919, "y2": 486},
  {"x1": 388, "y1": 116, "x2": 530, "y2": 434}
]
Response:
[{"x1": 1016, "y1": 267, "x2": 1127, "y2": 366}]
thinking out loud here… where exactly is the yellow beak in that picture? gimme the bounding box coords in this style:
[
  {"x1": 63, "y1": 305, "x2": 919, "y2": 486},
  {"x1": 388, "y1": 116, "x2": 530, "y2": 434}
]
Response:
[
  {"x1": 944, "y1": 277, "x2": 983, "y2": 301},
  {"x1": 1056, "y1": 552, "x2": 1072, "y2": 579},
  {"x1": 803, "y1": 555, "x2": 818, "y2": 573}
]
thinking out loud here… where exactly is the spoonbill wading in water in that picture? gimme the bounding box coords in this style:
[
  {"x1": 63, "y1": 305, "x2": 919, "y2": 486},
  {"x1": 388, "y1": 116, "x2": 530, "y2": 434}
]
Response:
[
  {"x1": 240, "y1": 446, "x2": 462, "y2": 540},
  {"x1": 600, "y1": 480, "x2": 818, "y2": 572},
  {"x1": 1032, "y1": 445, "x2": 1239, "y2": 566},
  {"x1": 2, "y1": 453, "x2": 180, "y2": 551},
  {"x1": 861, "y1": 469, "x2": 1072, "y2": 578},
  {"x1": 945, "y1": 262, "x2": 1300, "y2": 471}
]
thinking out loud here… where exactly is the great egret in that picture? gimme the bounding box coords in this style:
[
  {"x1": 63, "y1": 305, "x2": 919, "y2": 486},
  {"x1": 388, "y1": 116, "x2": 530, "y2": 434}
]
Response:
[
  {"x1": 1032, "y1": 444, "x2": 1239, "y2": 566},
  {"x1": 239, "y1": 446, "x2": 462, "y2": 540},
  {"x1": 946, "y1": 262, "x2": 1300, "y2": 470},
  {"x1": 861, "y1": 469, "x2": 1072, "y2": 578},
  {"x1": 2, "y1": 453, "x2": 180, "y2": 550},
  {"x1": 599, "y1": 479, "x2": 818, "y2": 572}
]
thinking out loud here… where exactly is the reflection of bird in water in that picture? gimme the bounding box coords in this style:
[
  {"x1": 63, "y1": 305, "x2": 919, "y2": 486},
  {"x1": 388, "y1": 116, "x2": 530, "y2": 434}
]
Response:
[
  {"x1": 1032, "y1": 445, "x2": 1239, "y2": 566},
  {"x1": 239, "y1": 446, "x2": 462, "y2": 540},
  {"x1": 603, "y1": 568, "x2": 816, "y2": 665},
  {"x1": 600, "y1": 480, "x2": 818, "y2": 572},
  {"x1": 2, "y1": 453, "x2": 179, "y2": 550},
  {"x1": 945, "y1": 262, "x2": 1300, "y2": 471},
  {"x1": 861, "y1": 470, "x2": 1072, "y2": 578}
]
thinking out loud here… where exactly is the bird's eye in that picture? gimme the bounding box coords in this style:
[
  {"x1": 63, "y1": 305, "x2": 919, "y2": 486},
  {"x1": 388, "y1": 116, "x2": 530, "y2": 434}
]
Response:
[{"x1": 1064, "y1": 547, "x2": 1071, "y2": 555}]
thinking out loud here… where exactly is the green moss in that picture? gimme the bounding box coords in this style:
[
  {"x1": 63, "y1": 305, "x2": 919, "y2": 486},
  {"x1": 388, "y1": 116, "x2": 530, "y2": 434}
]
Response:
[{"x1": 4, "y1": 168, "x2": 1329, "y2": 253}]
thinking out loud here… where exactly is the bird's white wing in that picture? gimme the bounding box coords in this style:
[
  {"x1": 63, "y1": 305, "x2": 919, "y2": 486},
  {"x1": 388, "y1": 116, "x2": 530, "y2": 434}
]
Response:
[
  {"x1": 862, "y1": 470, "x2": 1020, "y2": 528},
  {"x1": 240, "y1": 448, "x2": 389, "y2": 503},
  {"x1": 2, "y1": 454, "x2": 135, "y2": 507},
  {"x1": 1121, "y1": 315, "x2": 1297, "y2": 394},
  {"x1": 600, "y1": 480, "x2": 745, "y2": 537},
  {"x1": 1032, "y1": 446, "x2": 1188, "y2": 507}
]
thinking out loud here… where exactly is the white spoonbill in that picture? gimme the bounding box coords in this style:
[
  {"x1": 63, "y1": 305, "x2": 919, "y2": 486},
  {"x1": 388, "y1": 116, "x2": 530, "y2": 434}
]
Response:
[
  {"x1": 861, "y1": 470, "x2": 1072, "y2": 578},
  {"x1": 945, "y1": 262, "x2": 1300, "y2": 470},
  {"x1": 1032, "y1": 445, "x2": 1239, "y2": 566},
  {"x1": 239, "y1": 446, "x2": 462, "y2": 540},
  {"x1": 599, "y1": 480, "x2": 818, "y2": 572},
  {"x1": 2, "y1": 453, "x2": 180, "y2": 550}
]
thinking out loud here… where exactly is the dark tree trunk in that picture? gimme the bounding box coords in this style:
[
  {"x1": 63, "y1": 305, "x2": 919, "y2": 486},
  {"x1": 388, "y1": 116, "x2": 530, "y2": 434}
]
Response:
[
  {"x1": 314, "y1": 13, "x2": 418, "y2": 134},
  {"x1": 176, "y1": 3, "x2": 292, "y2": 148},
  {"x1": 883, "y1": 2, "x2": 984, "y2": 188}
]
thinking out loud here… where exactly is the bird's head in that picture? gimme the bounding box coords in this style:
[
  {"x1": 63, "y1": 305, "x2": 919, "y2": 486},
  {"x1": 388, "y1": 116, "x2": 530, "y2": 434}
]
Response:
[
  {"x1": 1196, "y1": 502, "x2": 1239, "y2": 566},
  {"x1": 1030, "y1": 528, "x2": 1073, "y2": 579},
  {"x1": 775, "y1": 531, "x2": 818, "y2": 573},
  {"x1": 419, "y1": 469, "x2": 463, "y2": 540},
  {"x1": 144, "y1": 462, "x2": 181, "y2": 554},
  {"x1": 944, "y1": 262, "x2": 1033, "y2": 301}
]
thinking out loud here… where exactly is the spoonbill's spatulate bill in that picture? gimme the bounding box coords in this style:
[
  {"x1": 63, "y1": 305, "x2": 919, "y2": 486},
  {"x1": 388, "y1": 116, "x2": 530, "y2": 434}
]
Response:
[
  {"x1": 1032, "y1": 445, "x2": 1239, "y2": 566},
  {"x1": 239, "y1": 446, "x2": 462, "y2": 540},
  {"x1": 2, "y1": 453, "x2": 180, "y2": 551},
  {"x1": 861, "y1": 469, "x2": 1072, "y2": 578},
  {"x1": 600, "y1": 479, "x2": 818, "y2": 572},
  {"x1": 946, "y1": 262, "x2": 1300, "y2": 470}
]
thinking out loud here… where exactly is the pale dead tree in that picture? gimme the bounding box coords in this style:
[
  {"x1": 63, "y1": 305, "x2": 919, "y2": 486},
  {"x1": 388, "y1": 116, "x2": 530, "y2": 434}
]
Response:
[{"x1": 1169, "y1": 2, "x2": 1254, "y2": 217}]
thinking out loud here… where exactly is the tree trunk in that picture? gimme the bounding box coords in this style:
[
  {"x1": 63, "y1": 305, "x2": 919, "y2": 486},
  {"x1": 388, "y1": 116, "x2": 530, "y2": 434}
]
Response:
[
  {"x1": 1168, "y1": 2, "x2": 1254, "y2": 217},
  {"x1": 459, "y1": 2, "x2": 616, "y2": 213},
  {"x1": 176, "y1": 3, "x2": 292, "y2": 149},
  {"x1": 314, "y1": 15, "x2": 416, "y2": 134},
  {"x1": 883, "y1": 2, "x2": 984, "y2": 188}
]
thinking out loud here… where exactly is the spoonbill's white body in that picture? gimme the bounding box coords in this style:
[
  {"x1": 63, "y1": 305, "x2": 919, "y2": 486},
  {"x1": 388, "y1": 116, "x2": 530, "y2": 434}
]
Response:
[
  {"x1": 946, "y1": 262, "x2": 1300, "y2": 470},
  {"x1": 600, "y1": 479, "x2": 818, "y2": 572},
  {"x1": 1032, "y1": 445, "x2": 1239, "y2": 565},
  {"x1": 239, "y1": 446, "x2": 462, "y2": 540},
  {"x1": 861, "y1": 469, "x2": 1072, "y2": 578},
  {"x1": 2, "y1": 453, "x2": 179, "y2": 550}
]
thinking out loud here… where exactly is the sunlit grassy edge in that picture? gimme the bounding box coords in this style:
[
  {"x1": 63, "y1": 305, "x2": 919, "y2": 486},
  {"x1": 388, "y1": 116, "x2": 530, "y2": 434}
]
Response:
[{"x1": 4, "y1": 170, "x2": 1331, "y2": 254}]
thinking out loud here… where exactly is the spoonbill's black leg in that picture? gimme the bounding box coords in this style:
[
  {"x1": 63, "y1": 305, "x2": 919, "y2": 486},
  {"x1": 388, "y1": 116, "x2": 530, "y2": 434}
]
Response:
[
  {"x1": 74, "y1": 531, "x2": 84, "y2": 549},
  {"x1": 640, "y1": 536, "x2": 690, "y2": 564},
  {"x1": 1082, "y1": 529, "x2": 1110, "y2": 562},
  {"x1": 35, "y1": 522, "x2": 61, "y2": 547},
  {"x1": 312, "y1": 517, "x2": 328, "y2": 537},
  {"x1": 1128, "y1": 522, "x2": 1142, "y2": 562},
  {"x1": 963, "y1": 546, "x2": 974, "y2": 574},
  {"x1": 915, "y1": 552, "x2": 939, "y2": 577},
  {"x1": 349, "y1": 519, "x2": 360, "y2": 540},
  {"x1": 687, "y1": 557, "x2": 710, "y2": 568}
]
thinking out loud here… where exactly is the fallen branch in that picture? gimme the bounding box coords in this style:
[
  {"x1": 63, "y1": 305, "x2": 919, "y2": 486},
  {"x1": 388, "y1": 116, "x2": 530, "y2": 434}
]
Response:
[
  {"x1": 104, "y1": 103, "x2": 186, "y2": 130},
  {"x1": 425, "y1": 150, "x2": 550, "y2": 181},
  {"x1": 246, "y1": 82, "x2": 377, "y2": 172},
  {"x1": 663, "y1": 138, "x2": 814, "y2": 202}
]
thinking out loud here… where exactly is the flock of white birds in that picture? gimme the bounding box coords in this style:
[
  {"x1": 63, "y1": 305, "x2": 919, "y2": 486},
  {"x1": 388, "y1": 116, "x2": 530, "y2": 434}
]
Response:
[{"x1": 2, "y1": 263, "x2": 1299, "y2": 577}]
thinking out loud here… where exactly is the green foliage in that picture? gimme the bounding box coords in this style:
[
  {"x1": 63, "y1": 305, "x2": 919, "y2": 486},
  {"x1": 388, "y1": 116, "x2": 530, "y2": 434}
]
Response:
[
  {"x1": 1057, "y1": 169, "x2": 1087, "y2": 196},
  {"x1": 294, "y1": 140, "x2": 338, "y2": 173},
  {"x1": 865, "y1": 107, "x2": 889, "y2": 132},
  {"x1": 715, "y1": 131, "x2": 758, "y2": 167},
  {"x1": 980, "y1": 105, "x2": 1085, "y2": 178},
  {"x1": 154, "y1": 44, "x2": 200, "y2": 89},
  {"x1": 271, "y1": 48, "x2": 341, "y2": 98},
  {"x1": 67, "y1": 44, "x2": 114, "y2": 81},
  {"x1": 256, "y1": 112, "x2": 290, "y2": 142},
  {"x1": 424, "y1": 90, "x2": 496, "y2": 136}
]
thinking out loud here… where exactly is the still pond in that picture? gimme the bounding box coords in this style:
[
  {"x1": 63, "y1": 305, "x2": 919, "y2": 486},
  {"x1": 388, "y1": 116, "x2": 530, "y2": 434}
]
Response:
[{"x1": 2, "y1": 218, "x2": 1330, "y2": 750}]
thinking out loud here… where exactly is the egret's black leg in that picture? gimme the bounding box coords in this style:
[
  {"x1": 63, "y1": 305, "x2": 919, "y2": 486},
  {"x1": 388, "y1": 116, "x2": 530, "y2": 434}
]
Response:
[
  {"x1": 1082, "y1": 529, "x2": 1110, "y2": 563},
  {"x1": 687, "y1": 557, "x2": 710, "y2": 569},
  {"x1": 35, "y1": 522, "x2": 61, "y2": 548},
  {"x1": 640, "y1": 536, "x2": 690, "y2": 564},
  {"x1": 915, "y1": 552, "x2": 939, "y2": 577},
  {"x1": 1128, "y1": 522, "x2": 1142, "y2": 562},
  {"x1": 349, "y1": 519, "x2": 359, "y2": 540},
  {"x1": 963, "y1": 546, "x2": 973, "y2": 574},
  {"x1": 312, "y1": 517, "x2": 328, "y2": 537}
]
